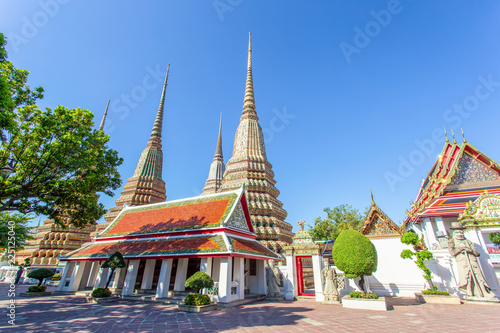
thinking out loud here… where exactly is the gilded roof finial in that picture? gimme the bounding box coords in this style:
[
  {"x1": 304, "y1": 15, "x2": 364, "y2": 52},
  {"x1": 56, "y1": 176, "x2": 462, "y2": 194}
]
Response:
[
  {"x1": 242, "y1": 33, "x2": 256, "y2": 118},
  {"x1": 215, "y1": 112, "x2": 223, "y2": 159},
  {"x1": 443, "y1": 127, "x2": 449, "y2": 142},
  {"x1": 461, "y1": 128, "x2": 467, "y2": 144},
  {"x1": 99, "y1": 99, "x2": 110, "y2": 131},
  {"x1": 370, "y1": 189, "x2": 375, "y2": 205},
  {"x1": 451, "y1": 129, "x2": 457, "y2": 144},
  {"x1": 150, "y1": 64, "x2": 170, "y2": 140},
  {"x1": 298, "y1": 220, "x2": 306, "y2": 230}
]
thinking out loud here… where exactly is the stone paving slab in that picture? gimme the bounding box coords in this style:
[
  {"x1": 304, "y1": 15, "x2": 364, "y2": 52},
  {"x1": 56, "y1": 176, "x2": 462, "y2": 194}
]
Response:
[{"x1": 0, "y1": 282, "x2": 499, "y2": 332}]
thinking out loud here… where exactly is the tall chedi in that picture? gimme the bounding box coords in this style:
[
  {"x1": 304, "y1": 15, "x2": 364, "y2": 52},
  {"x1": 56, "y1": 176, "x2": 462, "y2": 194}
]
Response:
[
  {"x1": 102, "y1": 65, "x2": 170, "y2": 224},
  {"x1": 219, "y1": 33, "x2": 293, "y2": 253},
  {"x1": 202, "y1": 114, "x2": 225, "y2": 194}
]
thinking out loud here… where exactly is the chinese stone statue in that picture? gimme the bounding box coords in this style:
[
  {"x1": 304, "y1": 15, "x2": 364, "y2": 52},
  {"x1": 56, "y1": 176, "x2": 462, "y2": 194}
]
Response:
[{"x1": 266, "y1": 259, "x2": 281, "y2": 298}]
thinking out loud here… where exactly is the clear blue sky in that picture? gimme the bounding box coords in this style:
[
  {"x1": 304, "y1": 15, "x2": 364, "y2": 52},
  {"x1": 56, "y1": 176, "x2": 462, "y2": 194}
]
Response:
[{"x1": 2, "y1": 1, "x2": 500, "y2": 232}]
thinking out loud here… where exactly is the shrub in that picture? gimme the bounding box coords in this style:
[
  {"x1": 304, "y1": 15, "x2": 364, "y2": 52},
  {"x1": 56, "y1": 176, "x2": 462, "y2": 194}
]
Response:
[
  {"x1": 51, "y1": 273, "x2": 61, "y2": 281},
  {"x1": 27, "y1": 286, "x2": 47, "y2": 293},
  {"x1": 489, "y1": 232, "x2": 500, "y2": 246},
  {"x1": 27, "y1": 268, "x2": 54, "y2": 286},
  {"x1": 185, "y1": 271, "x2": 214, "y2": 293},
  {"x1": 184, "y1": 293, "x2": 211, "y2": 306},
  {"x1": 101, "y1": 251, "x2": 126, "y2": 289},
  {"x1": 349, "y1": 291, "x2": 378, "y2": 299},
  {"x1": 422, "y1": 285, "x2": 449, "y2": 296},
  {"x1": 400, "y1": 232, "x2": 434, "y2": 289},
  {"x1": 91, "y1": 287, "x2": 112, "y2": 298},
  {"x1": 332, "y1": 229, "x2": 377, "y2": 292}
]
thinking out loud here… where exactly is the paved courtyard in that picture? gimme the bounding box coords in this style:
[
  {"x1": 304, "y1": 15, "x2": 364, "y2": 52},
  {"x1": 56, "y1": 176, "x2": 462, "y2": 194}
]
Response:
[{"x1": 1, "y1": 282, "x2": 499, "y2": 333}]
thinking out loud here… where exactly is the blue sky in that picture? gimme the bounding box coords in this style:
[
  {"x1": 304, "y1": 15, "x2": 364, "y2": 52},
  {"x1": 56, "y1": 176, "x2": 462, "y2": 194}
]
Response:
[{"x1": 2, "y1": 1, "x2": 500, "y2": 232}]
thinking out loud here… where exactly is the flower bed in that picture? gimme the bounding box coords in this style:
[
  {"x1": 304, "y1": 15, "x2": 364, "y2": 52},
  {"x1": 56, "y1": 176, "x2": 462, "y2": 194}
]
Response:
[{"x1": 342, "y1": 296, "x2": 388, "y2": 311}]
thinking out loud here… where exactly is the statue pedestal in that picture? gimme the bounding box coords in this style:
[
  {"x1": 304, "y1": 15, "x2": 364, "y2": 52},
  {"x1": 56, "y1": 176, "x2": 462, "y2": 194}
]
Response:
[
  {"x1": 465, "y1": 296, "x2": 500, "y2": 304},
  {"x1": 323, "y1": 300, "x2": 341, "y2": 305}
]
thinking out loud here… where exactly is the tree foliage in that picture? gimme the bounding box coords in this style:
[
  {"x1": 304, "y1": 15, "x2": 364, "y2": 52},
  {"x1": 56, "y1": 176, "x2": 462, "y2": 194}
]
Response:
[
  {"x1": 27, "y1": 268, "x2": 54, "y2": 286},
  {"x1": 400, "y1": 232, "x2": 434, "y2": 288},
  {"x1": 0, "y1": 33, "x2": 43, "y2": 141},
  {"x1": 309, "y1": 204, "x2": 366, "y2": 241},
  {"x1": 185, "y1": 271, "x2": 214, "y2": 293},
  {"x1": 0, "y1": 212, "x2": 33, "y2": 250},
  {"x1": 102, "y1": 250, "x2": 126, "y2": 289},
  {"x1": 0, "y1": 34, "x2": 123, "y2": 228},
  {"x1": 489, "y1": 232, "x2": 500, "y2": 246},
  {"x1": 332, "y1": 229, "x2": 377, "y2": 291}
]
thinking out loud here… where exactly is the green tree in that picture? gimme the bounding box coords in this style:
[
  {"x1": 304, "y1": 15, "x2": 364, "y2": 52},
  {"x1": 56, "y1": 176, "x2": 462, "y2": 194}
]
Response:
[
  {"x1": 185, "y1": 271, "x2": 214, "y2": 293},
  {"x1": 0, "y1": 212, "x2": 33, "y2": 250},
  {"x1": 0, "y1": 33, "x2": 43, "y2": 141},
  {"x1": 27, "y1": 268, "x2": 54, "y2": 286},
  {"x1": 400, "y1": 232, "x2": 434, "y2": 289},
  {"x1": 309, "y1": 204, "x2": 365, "y2": 241},
  {"x1": 101, "y1": 250, "x2": 126, "y2": 289},
  {"x1": 332, "y1": 229, "x2": 377, "y2": 292},
  {"x1": 489, "y1": 232, "x2": 500, "y2": 246}
]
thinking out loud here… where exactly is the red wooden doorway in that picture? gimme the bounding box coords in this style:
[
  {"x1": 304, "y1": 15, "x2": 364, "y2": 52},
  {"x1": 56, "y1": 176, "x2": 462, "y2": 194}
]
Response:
[{"x1": 296, "y1": 256, "x2": 315, "y2": 297}]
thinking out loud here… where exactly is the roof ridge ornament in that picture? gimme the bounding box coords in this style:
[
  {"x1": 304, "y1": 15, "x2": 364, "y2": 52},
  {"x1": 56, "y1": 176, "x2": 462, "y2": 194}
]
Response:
[
  {"x1": 99, "y1": 99, "x2": 110, "y2": 131},
  {"x1": 298, "y1": 220, "x2": 306, "y2": 230},
  {"x1": 444, "y1": 127, "x2": 449, "y2": 142},
  {"x1": 461, "y1": 128, "x2": 467, "y2": 144},
  {"x1": 370, "y1": 189, "x2": 375, "y2": 205},
  {"x1": 451, "y1": 129, "x2": 457, "y2": 144}
]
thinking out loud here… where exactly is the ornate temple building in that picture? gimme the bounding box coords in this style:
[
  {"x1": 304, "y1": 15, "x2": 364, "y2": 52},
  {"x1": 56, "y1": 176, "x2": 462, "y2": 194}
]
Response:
[
  {"x1": 218, "y1": 33, "x2": 293, "y2": 254},
  {"x1": 361, "y1": 191, "x2": 402, "y2": 238},
  {"x1": 16, "y1": 101, "x2": 111, "y2": 267},
  {"x1": 202, "y1": 114, "x2": 225, "y2": 195},
  {"x1": 100, "y1": 66, "x2": 170, "y2": 230}
]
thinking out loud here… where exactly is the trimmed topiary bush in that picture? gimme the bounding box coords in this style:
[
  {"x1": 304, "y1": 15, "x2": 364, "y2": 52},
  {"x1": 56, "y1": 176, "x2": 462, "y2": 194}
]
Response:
[
  {"x1": 101, "y1": 251, "x2": 126, "y2": 289},
  {"x1": 91, "y1": 287, "x2": 112, "y2": 298},
  {"x1": 27, "y1": 286, "x2": 47, "y2": 293},
  {"x1": 27, "y1": 268, "x2": 54, "y2": 287},
  {"x1": 51, "y1": 273, "x2": 61, "y2": 281},
  {"x1": 400, "y1": 231, "x2": 434, "y2": 289},
  {"x1": 332, "y1": 229, "x2": 377, "y2": 292},
  {"x1": 184, "y1": 293, "x2": 211, "y2": 306},
  {"x1": 185, "y1": 271, "x2": 214, "y2": 293},
  {"x1": 350, "y1": 291, "x2": 378, "y2": 299}
]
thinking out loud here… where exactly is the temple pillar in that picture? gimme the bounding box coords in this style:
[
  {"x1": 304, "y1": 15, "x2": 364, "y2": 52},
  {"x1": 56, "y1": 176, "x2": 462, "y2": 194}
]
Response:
[
  {"x1": 122, "y1": 260, "x2": 140, "y2": 296},
  {"x1": 312, "y1": 255, "x2": 324, "y2": 302},
  {"x1": 78, "y1": 261, "x2": 93, "y2": 290},
  {"x1": 218, "y1": 257, "x2": 233, "y2": 303},
  {"x1": 57, "y1": 261, "x2": 75, "y2": 291},
  {"x1": 200, "y1": 257, "x2": 213, "y2": 276},
  {"x1": 257, "y1": 259, "x2": 267, "y2": 295},
  {"x1": 423, "y1": 217, "x2": 439, "y2": 249},
  {"x1": 156, "y1": 259, "x2": 173, "y2": 298},
  {"x1": 68, "y1": 261, "x2": 89, "y2": 291},
  {"x1": 234, "y1": 257, "x2": 245, "y2": 300},
  {"x1": 86, "y1": 261, "x2": 101, "y2": 288},
  {"x1": 94, "y1": 267, "x2": 110, "y2": 289},
  {"x1": 112, "y1": 267, "x2": 127, "y2": 289},
  {"x1": 284, "y1": 255, "x2": 296, "y2": 300},
  {"x1": 140, "y1": 259, "x2": 156, "y2": 290},
  {"x1": 174, "y1": 258, "x2": 189, "y2": 292}
]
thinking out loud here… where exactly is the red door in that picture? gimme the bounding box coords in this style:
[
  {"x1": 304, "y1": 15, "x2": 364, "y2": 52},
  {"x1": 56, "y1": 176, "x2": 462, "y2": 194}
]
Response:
[{"x1": 296, "y1": 256, "x2": 315, "y2": 296}]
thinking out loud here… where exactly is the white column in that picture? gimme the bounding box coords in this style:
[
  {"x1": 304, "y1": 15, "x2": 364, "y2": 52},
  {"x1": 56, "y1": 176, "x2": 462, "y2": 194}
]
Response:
[
  {"x1": 122, "y1": 260, "x2": 140, "y2": 296},
  {"x1": 112, "y1": 267, "x2": 127, "y2": 289},
  {"x1": 86, "y1": 261, "x2": 101, "y2": 288},
  {"x1": 423, "y1": 218, "x2": 439, "y2": 249},
  {"x1": 68, "y1": 261, "x2": 89, "y2": 292},
  {"x1": 78, "y1": 261, "x2": 93, "y2": 290},
  {"x1": 140, "y1": 259, "x2": 156, "y2": 290},
  {"x1": 218, "y1": 257, "x2": 233, "y2": 303},
  {"x1": 156, "y1": 259, "x2": 173, "y2": 298},
  {"x1": 435, "y1": 216, "x2": 446, "y2": 232},
  {"x1": 57, "y1": 261, "x2": 75, "y2": 291},
  {"x1": 312, "y1": 255, "x2": 324, "y2": 302},
  {"x1": 94, "y1": 267, "x2": 110, "y2": 289},
  {"x1": 174, "y1": 258, "x2": 189, "y2": 292},
  {"x1": 257, "y1": 259, "x2": 267, "y2": 295},
  {"x1": 285, "y1": 255, "x2": 296, "y2": 300},
  {"x1": 200, "y1": 258, "x2": 213, "y2": 276},
  {"x1": 235, "y1": 257, "x2": 245, "y2": 300}
]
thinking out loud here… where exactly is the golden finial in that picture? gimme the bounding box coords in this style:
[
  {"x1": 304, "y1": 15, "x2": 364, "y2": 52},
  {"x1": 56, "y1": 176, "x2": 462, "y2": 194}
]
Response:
[
  {"x1": 461, "y1": 128, "x2": 466, "y2": 143},
  {"x1": 370, "y1": 189, "x2": 374, "y2": 204},
  {"x1": 443, "y1": 127, "x2": 449, "y2": 142},
  {"x1": 451, "y1": 129, "x2": 457, "y2": 144},
  {"x1": 298, "y1": 220, "x2": 306, "y2": 230}
]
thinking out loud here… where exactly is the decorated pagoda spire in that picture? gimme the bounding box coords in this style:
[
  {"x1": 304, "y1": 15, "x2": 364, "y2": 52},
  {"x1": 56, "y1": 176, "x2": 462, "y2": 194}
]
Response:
[
  {"x1": 103, "y1": 66, "x2": 169, "y2": 223},
  {"x1": 99, "y1": 99, "x2": 110, "y2": 131},
  {"x1": 202, "y1": 113, "x2": 225, "y2": 195},
  {"x1": 219, "y1": 34, "x2": 292, "y2": 252}
]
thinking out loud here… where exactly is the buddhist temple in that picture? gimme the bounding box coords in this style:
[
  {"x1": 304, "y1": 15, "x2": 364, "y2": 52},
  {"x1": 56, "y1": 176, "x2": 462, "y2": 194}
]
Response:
[
  {"x1": 101, "y1": 66, "x2": 170, "y2": 228},
  {"x1": 58, "y1": 187, "x2": 279, "y2": 305},
  {"x1": 202, "y1": 114, "x2": 225, "y2": 195},
  {"x1": 218, "y1": 33, "x2": 293, "y2": 254}
]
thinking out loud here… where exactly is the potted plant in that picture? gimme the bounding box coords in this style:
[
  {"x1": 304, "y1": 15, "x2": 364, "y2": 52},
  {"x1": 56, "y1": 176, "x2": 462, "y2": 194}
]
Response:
[
  {"x1": 20, "y1": 268, "x2": 54, "y2": 297},
  {"x1": 400, "y1": 232, "x2": 460, "y2": 304},
  {"x1": 332, "y1": 229, "x2": 386, "y2": 310},
  {"x1": 178, "y1": 271, "x2": 217, "y2": 312},
  {"x1": 85, "y1": 251, "x2": 125, "y2": 303}
]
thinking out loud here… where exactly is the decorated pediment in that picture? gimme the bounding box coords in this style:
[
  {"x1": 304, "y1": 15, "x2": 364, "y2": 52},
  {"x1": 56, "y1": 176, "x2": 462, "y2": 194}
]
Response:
[
  {"x1": 459, "y1": 191, "x2": 500, "y2": 228},
  {"x1": 224, "y1": 202, "x2": 250, "y2": 231},
  {"x1": 362, "y1": 195, "x2": 401, "y2": 238},
  {"x1": 449, "y1": 153, "x2": 500, "y2": 188}
]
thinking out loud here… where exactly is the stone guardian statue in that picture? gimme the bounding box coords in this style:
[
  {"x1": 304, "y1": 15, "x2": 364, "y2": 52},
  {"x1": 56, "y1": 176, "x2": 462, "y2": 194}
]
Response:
[
  {"x1": 266, "y1": 259, "x2": 281, "y2": 298},
  {"x1": 448, "y1": 222, "x2": 495, "y2": 299},
  {"x1": 321, "y1": 258, "x2": 340, "y2": 303}
]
